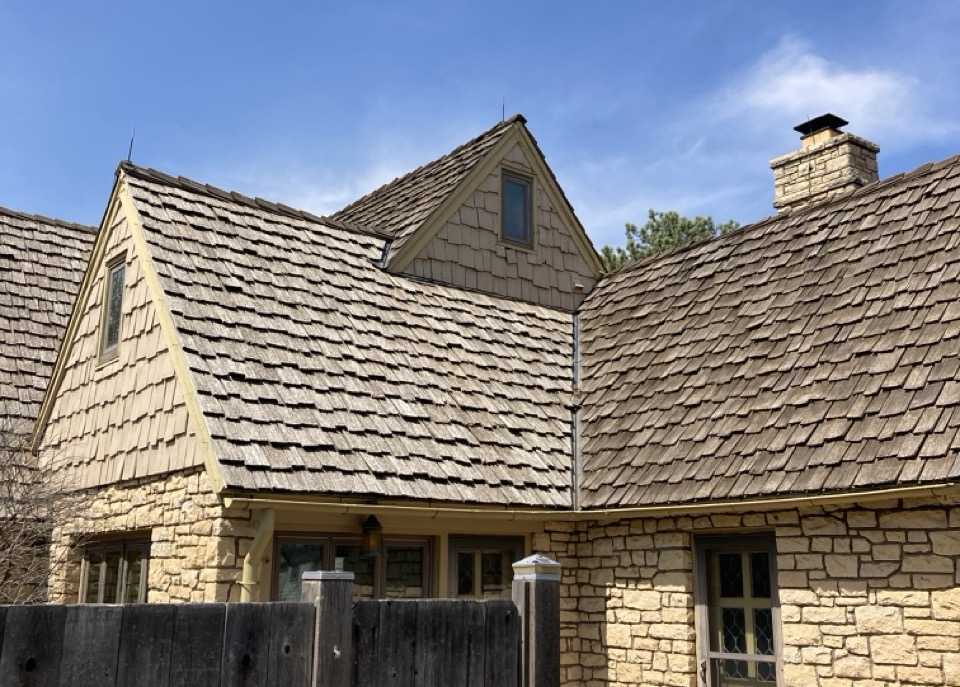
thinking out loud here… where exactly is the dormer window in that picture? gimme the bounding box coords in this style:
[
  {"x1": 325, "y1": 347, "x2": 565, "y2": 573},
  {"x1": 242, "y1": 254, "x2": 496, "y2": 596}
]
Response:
[
  {"x1": 100, "y1": 256, "x2": 125, "y2": 359},
  {"x1": 501, "y1": 170, "x2": 533, "y2": 247}
]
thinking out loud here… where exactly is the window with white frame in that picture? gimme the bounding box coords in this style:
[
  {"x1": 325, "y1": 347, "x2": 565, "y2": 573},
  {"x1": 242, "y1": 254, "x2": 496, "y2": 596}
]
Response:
[{"x1": 695, "y1": 535, "x2": 781, "y2": 687}]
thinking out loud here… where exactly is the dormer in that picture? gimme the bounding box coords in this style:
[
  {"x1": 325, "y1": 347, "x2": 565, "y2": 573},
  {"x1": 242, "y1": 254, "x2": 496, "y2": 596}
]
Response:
[{"x1": 333, "y1": 115, "x2": 603, "y2": 310}]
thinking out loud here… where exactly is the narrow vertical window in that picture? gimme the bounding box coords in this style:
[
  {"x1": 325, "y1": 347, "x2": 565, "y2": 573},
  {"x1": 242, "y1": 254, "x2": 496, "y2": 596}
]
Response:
[
  {"x1": 696, "y1": 535, "x2": 781, "y2": 687},
  {"x1": 501, "y1": 171, "x2": 533, "y2": 247},
  {"x1": 101, "y1": 257, "x2": 125, "y2": 358}
]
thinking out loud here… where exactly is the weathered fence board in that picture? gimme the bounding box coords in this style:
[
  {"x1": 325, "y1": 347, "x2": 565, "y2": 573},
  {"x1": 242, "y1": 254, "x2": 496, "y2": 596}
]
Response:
[
  {"x1": 351, "y1": 599, "x2": 518, "y2": 687},
  {"x1": 352, "y1": 597, "x2": 381, "y2": 687},
  {"x1": 115, "y1": 605, "x2": 176, "y2": 687},
  {"x1": 167, "y1": 603, "x2": 225, "y2": 687},
  {"x1": 59, "y1": 605, "x2": 122, "y2": 687},
  {"x1": 0, "y1": 605, "x2": 66, "y2": 687},
  {"x1": 265, "y1": 603, "x2": 314, "y2": 687},
  {"x1": 484, "y1": 600, "x2": 520, "y2": 686},
  {"x1": 0, "y1": 607, "x2": 6, "y2": 665},
  {"x1": 222, "y1": 603, "x2": 271, "y2": 687}
]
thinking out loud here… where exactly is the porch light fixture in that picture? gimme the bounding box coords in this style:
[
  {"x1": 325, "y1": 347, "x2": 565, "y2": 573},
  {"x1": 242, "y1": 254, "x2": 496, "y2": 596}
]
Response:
[{"x1": 361, "y1": 515, "x2": 382, "y2": 557}]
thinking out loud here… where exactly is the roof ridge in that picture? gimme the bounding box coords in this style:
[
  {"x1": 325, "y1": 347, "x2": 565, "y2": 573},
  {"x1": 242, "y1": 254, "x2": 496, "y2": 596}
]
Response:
[
  {"x1": 0, "y1": 204, "x2": 97, "y2": 234},
  {"x1": 117, "y1": 161, "x2": 394, "y2": 241},
  {"x1": 332, "y1": 117, "x2": 517, "y2": 222},
  {"x1": 605, "y1": 149, "x2": 960, "y2": 280}
]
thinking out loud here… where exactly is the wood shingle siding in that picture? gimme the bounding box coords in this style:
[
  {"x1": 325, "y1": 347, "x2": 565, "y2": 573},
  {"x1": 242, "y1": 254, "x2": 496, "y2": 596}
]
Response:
[{"x1": 578, "y1": 153, "x2": 960, "y2": 508}]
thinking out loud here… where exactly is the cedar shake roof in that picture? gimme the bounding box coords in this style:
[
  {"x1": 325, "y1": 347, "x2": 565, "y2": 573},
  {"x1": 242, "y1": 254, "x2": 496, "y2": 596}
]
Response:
[
  {"x1": 578, "y1": 153, "x2": 960, "y2": 509},
  {"x1": 332, "y1": 116, "x2": 520, "y2": 256},
  {"x1": 122, "y1": 163, "x2": 575, "y2": 507},
  {"x1": 0, "y1": 208, "x2": 95, "y2": 435}
]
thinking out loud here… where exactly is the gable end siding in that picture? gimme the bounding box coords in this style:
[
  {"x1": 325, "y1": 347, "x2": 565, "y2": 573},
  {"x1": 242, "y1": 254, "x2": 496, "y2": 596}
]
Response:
[
  {"x1": 40, "y1": 206, "x2": 203, "y2": 488},
  {"x1": 404, "y1": 144, "x2": 597, "y2": 310}
]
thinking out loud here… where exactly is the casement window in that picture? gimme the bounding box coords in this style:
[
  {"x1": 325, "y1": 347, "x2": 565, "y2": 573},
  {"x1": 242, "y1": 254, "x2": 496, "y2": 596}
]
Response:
[
  {"x1": 449, "y1": 536, "x2": 523, "y2": 600},
  {"x1": 501, "y1": 170, "x2": 534, "y2": 247},
  {"x1": 273, "y1": 534, "x2": 431, "y2": 602},
  {"x1": 695, "y1": 535, "x2": 781, "y2": 687},
  {"x1": 79, "y1": 538, "x2": 149, "y2": 603},
  {"x1": 99, "y1": 255, "x2": 126, "y2": 359}
]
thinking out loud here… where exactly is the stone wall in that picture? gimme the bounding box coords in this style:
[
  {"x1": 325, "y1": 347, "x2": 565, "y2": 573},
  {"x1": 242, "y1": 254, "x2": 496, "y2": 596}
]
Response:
[
  {"x1": 49, "y1": 468, "x2": 255, "y2": 603},
  {"x1": 537, "y1": 497, "x2": 960, "y2": 687},
  {"x1": 771, "y1": 133, "x2": 879, "y2": 211}
]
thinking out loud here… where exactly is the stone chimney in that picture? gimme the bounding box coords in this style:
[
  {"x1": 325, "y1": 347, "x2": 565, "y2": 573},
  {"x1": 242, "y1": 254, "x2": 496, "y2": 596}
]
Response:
[{"x1": 770, "y1": 114, "x2": 879, "y2": 212}]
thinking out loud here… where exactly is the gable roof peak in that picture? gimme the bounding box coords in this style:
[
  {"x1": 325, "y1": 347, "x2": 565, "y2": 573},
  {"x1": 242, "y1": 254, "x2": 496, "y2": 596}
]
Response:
[{"x1": 331, "y1": 116, "x2": 525, "y2": 241}]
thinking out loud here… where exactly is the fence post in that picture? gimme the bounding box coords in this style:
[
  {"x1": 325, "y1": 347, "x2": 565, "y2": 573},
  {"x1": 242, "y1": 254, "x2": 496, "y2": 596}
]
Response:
[
  {"x1": 512, "y1": 553, "x2": 561, "y2": 687},
  {"x1": 302, "y1": 571, "x2": 354, "y2": 687}
]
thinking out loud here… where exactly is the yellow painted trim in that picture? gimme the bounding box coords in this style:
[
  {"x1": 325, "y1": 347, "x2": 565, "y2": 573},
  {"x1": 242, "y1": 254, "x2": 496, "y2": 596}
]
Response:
[
  {"x1": 118, "y1": 176, "x2": 227, "y2": 494},
  {"x1": 32, "y1": 191, "x2": 125, "y2": 451},
  {"x1": 225, "y1": 481, "x2": 960, "y2": 521},
  {"x1": 386, "y1": 121, "x2": 603, "y2": 276},
  {"x1": 512, "y1": 128, "x2": 605, "y2": 275}
]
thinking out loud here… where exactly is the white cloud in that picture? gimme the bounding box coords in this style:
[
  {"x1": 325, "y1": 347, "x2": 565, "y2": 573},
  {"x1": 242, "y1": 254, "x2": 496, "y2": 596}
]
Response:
[{"x1": 710, "y1": 36, "x2": 959, "y2": 148}]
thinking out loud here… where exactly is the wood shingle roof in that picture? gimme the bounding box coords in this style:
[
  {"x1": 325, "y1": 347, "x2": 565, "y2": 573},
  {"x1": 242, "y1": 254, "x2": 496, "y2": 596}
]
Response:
[
  {"x1": 332, "y1": 116, "x2": 520, "y2": 255},
  {"x1": 578, "y1": 153, "x2": 960, "y2": 508},
  {"x1": 0, "y1": 208, "x2": 95, "y2": 436},
  {"x1": 122, "y1": 164, "x2": 575, "y2": 507}
]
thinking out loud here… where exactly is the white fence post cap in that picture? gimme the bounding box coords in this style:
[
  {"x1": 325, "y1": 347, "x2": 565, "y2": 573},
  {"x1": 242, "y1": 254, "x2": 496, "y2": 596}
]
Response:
[{"x1": 512, "y1": 553, "x2": 561, "y2": 581}]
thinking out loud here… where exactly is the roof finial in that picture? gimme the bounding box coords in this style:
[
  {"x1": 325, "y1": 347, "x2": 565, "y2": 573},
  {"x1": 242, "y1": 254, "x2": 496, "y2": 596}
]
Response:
[
  {"x1": 502, "y1": 97, "x2": 505, "y2": 123},
  {"x1": 127, "y1": 127, "x2": 136, "y2": 162}
]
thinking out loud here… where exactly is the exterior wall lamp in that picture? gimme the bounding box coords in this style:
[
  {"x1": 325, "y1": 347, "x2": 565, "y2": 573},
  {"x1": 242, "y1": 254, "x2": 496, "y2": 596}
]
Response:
[{"x1": 361, "y1": 515, "x2": 382, "y2": 557}]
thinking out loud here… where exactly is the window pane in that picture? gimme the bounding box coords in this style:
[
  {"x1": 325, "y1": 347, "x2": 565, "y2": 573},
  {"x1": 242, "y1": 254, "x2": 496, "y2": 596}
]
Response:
[
  {"x1": 503, "y1": 177, "x2": 530, "y2": 243},
  {"x1": 84, "y1": 555, "x2": 103, "y2": 603},
  {"x1": 386, "y1": 546, "x2": 425, "y2": 599},
  {"x1": 480, "y1": 552, "x2": 511, "y2": 599},
  {"x1": 277, "y1": 543, "x2": 324, "y2": 602},
  {"x1": 103, "y1": 553, "x2": 121, "y2": 603},
  {"x1": 721, "y1": 607, "x2": 748, "y2": 679},
  {"x1": 718, "y1": 553, "x2": 743, "y2": 598},
  {"x1": 335, "y1": 544, "x2": 374, "y2": 601},
  {"x1": 751, "y1": 551, "x2": 771, "y2": 598},
  {"x1": 123, "y1": 549, "x2": 144, "y2": 603},
  {"x1": 457, "y1": 552, "x2": 475, "y2": 596},
  {"x1": 105, "y1": 264, "x2": 125, "y2": 350}
]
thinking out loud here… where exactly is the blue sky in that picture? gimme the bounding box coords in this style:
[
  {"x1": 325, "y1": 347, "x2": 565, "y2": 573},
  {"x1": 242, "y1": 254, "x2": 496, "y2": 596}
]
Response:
[{"x1": 2, "y1": 1, "x2": 959, "y2": 250}]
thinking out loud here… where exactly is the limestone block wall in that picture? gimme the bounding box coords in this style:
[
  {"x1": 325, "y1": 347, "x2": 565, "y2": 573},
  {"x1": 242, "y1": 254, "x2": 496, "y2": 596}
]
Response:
[
  {"x1": 537, "y1": 497, "x2": 960, "y2": 687},
  {"x1": 771, "y1": 133, "x2": 880, "y2": 211},
  {"x1": 49, "y1": 468, "x2": 256, "y2": 603},
  {"x1": 406, "y1": 143, "x2": 597, "y2": 310}
]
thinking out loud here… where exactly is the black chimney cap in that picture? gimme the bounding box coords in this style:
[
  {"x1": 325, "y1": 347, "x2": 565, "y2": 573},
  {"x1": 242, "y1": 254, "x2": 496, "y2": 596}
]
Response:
[{"x1": 794, "y1": 113, "x2": 848, "y2": 136}]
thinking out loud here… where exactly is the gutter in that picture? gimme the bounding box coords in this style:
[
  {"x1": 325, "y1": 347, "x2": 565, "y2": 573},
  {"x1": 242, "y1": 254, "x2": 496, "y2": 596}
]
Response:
[
  {"x1": 223, "y1": 497, "x2": 566, "y2": 521},
  {"x1": 239, "y1": 508, "x2": 275, "y2": 602},
  {"x1": 225, "y1": 482, "x2": 959, "y2": 524}
]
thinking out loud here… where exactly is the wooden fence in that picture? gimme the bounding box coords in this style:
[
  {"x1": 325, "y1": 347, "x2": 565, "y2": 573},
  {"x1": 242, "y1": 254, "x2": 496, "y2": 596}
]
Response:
[{"x1": 0, "y1": 554, "x2": 559, "y2": 687}]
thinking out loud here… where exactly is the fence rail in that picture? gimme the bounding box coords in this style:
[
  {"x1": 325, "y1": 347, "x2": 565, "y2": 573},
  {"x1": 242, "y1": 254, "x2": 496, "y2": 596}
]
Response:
[{"x1": 0, "y1": 554, "x2": 559, "y2": 687}]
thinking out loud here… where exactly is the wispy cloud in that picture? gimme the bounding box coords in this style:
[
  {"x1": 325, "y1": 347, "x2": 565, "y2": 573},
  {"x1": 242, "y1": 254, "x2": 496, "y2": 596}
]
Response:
[
  {"x1": 569, "y1": 34, "x2": 960, "y2": 249},
  {"x1": 709, "y1": 36, "x2": 960, "y2": 148}
]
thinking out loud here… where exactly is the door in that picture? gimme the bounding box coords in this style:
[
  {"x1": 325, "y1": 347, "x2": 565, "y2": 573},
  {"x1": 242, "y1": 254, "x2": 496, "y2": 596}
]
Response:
[{"x1": 696, "y1": 535, "x2": 780, "y2": 687}]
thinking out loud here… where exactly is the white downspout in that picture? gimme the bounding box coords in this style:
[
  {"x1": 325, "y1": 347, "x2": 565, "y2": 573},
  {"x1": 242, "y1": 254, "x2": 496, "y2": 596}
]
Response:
[{"x1": 240, "y1": 508, "x2": 275, "y2": 602}]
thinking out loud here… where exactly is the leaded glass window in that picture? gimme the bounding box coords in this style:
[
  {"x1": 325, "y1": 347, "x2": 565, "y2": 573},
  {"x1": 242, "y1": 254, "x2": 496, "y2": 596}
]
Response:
[
  {"x1": 700, "y1": 536, "x2": 780, "y2": 687},
  {"x1": 100, "y1": 258, "x2": 125, "y2": 358}
]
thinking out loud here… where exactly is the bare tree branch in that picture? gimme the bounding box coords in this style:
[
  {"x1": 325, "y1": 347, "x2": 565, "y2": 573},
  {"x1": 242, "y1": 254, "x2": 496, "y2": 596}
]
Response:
[{"x1": 0, "y1": 403, "x2": 86, "y2": 604}]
